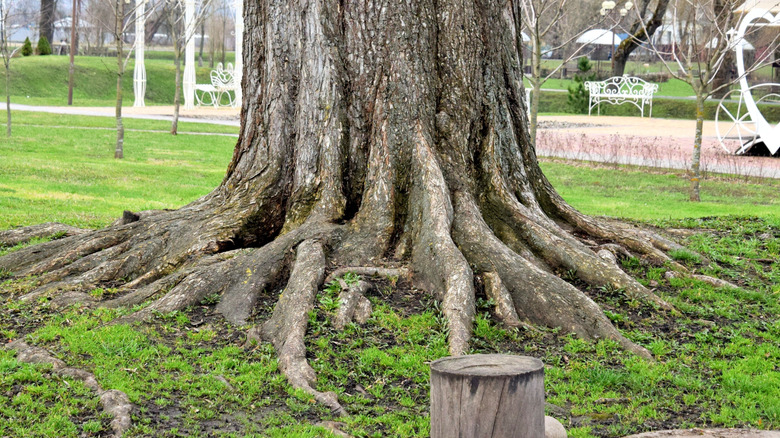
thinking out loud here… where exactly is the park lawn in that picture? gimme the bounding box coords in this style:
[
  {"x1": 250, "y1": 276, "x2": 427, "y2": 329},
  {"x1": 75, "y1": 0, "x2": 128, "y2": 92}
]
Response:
[
  {"x1": 1, "y1": 53, "x2": 235, "y2": 107},
  {"x1": 6, "y1": 110, "x2": 240, "y2": 135},
  {"x1": 1, "y1": 113, "x2": 779, "y2": 437},
  {"x1": 541, "y1": 160, "x2": 780, "y2": 223},
  {"x1": 0, "y1": 112, "x2": 236, "y2": 230}
]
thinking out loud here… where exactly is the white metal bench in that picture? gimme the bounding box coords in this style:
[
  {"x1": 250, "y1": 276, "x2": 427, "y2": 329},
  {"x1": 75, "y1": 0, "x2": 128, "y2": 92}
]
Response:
[
  {"x1": 584, "y1": 75, "x2": 659, "y2": 117},
  {"x1": 195, "y1": 63, "x2": 239, "y2": 108}
]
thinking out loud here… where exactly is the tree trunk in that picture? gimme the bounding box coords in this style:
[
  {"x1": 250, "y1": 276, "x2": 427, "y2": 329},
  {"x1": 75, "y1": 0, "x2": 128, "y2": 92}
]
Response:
[
  {"x1": 220, "y1": 17, "x2": 226, "y2": 66},
  {"x1": 114, "y1": 0, "x2": 124, "y2": 159},
  {"x1": 530, "y1": 33, "x2": 542, "y2": 145},
  {"x1": 38, "y1": 0, "x2": 57, "y2": 44},
  {"x1": 5, "y1": 63, "x2": 10, "y2": 137},
  {"x1": 198, "y1": 21, "x2": 205, "y2": 67},
  {"x1": 1, "y1": 0, "x2": 685, "y2": 415},
  {"x1": 710, "y1": 0, "x2": 734, "y2": 99},
  {"x1": 171, "y1": 45, "x2": 181, "y2": 135},
  {"x1": 611, "y1": 0, "x2": 670, "y2": 77},
  {"x1": 690, "y1": 94, "x2": 705, "y2": 202}
]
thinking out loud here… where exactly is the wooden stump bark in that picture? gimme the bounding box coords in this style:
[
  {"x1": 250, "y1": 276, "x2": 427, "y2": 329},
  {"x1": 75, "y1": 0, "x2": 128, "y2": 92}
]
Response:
[{"x1": 430, "y1": 354, "x2": 545, "y2": 438}]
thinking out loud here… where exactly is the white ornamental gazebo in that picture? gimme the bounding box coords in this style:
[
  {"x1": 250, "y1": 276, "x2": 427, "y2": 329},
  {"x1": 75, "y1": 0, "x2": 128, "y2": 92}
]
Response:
[{"x1": 133, "y1": 0, "x2": 243, "y2": 109}]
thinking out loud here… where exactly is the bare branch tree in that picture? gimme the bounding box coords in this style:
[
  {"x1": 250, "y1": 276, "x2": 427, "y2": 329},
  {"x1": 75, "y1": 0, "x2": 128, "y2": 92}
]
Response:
[
  {"x1": 164, "y1": 0, "x2": 211, "y2": 135},
  {"x1": 84, "y1": 0, "x2": 149, "y2": 158},
  {"x1": 1, "y1": 0, "x2": 25, "y2": 136},
  {"x1": 612, "y1": 0, "x2": 671, "y2": 76},
  {"x1": 518, "y1": 0, "x2": 606, "y2": 143}
]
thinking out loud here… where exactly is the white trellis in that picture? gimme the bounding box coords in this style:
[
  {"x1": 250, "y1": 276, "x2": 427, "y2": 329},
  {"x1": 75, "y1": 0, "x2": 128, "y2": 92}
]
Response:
[
  {"x1": 183, "y1": 0, "x2": 196, "y2": 109},
  {"x1": 133, "y1": 0, "x2": 146, "y2": 107},
  {"x1": 133, "y1": 0, "x2": 244, "y2": 109}
]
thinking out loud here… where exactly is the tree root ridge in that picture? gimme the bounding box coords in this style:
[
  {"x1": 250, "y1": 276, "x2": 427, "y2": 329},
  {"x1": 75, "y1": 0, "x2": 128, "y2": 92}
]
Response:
[
  {"x1": 0, "y1": 222, "x2": 87, "y2": 248},
  {"x1": 452, "y1": 192, "x2": 652, "y2": 359},
  {"x1": 334, "y1": 278, "x2": 373, "y2": 330},
  {"x1": 324, "y1": 266, "x2": 409, "y2": 285},
  {"x1": 6, "y1": 340, "x2": 132, "y2": 438},
  {"x1": 261, "y1": 239, "x2": 346, "y2": 416}
]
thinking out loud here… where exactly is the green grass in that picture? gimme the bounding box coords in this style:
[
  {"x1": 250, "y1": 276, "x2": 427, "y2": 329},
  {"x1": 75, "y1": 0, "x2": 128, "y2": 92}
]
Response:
[
  {"x1": 1, "y1": 113, "x2": 779, "y2": 436},
  {"x1": 2, "y1": 218, "x2": 779, "y2": 436},
  {"x1": 0, "y1": 112, "x2": 236, "y2": 229},
  {"x1": 540, "y1": 161, "x2": 780, "y2": 221},
  {"x1": 1, "y1": 52, "x2": 235, "y2": 107}
]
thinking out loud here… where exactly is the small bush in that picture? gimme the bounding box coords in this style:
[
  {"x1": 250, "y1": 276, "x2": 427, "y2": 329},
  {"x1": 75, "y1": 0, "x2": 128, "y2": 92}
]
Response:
[
  {"x1": 21, "y1": 38, "x2": 33, "y2": 56},
  {"x1": 37, "y1": 37, "x2": 52, "y2": 56},
  {"x1": 567, "y1": 57, "x2": 596, "y2": 114}
]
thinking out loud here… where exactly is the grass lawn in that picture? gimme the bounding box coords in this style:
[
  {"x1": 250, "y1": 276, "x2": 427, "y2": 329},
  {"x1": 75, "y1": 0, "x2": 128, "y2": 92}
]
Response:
[
  {"x1": 1, "y1": 113, "x2": 779, "y2": 437},
  {"x1": 1, "y1": 52, "x2": 235, "y2": 107},
  {"x1": 0, "y1": 112, "x2": 237, "y2": 229},
  {"x1": 541, "y1": 161, "x2": 780, "y2": 222}
]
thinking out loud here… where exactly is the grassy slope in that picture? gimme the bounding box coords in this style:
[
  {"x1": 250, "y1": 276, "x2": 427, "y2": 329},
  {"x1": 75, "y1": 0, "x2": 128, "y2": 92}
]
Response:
[
  {"x1": 1, "y1": 53, "x2": 235, "y2": 107},
  {"x1": 1, "y1": 113, "x2": 779, "y2": 437}
]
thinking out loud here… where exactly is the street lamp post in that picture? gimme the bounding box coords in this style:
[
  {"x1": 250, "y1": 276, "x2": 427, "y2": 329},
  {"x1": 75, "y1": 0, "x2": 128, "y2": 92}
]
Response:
[{"x1": 601, "y1": 0, "x2": 633, "y2": 74}]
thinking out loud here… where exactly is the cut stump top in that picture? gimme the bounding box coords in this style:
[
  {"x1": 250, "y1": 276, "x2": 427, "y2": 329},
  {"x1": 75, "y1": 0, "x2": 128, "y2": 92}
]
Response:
[{"x1": 430, "y1": 354, "x2": 543, "y2": 378}]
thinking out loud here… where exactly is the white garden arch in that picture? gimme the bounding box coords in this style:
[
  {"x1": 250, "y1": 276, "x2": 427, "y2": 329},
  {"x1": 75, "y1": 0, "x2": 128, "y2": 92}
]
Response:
[{"x1": 133, "y1": 0, "x2": 244, "y2": 109}]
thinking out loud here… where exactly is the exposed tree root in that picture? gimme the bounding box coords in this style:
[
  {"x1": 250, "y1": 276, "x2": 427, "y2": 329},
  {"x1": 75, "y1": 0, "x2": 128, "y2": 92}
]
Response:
[
  {"x1": 692, "y1": 275, "x2": 740, "y2": 290},
  {"x1": 0, "y1": 222, "x2": 87, "y2": 247},
  {"x1": 261, "y1": 240, "x2": 346, "y2": 416},
  {"x1": 334, "y1": 278, "x2": 373, "y2": 330},
  {"x1": 6, "y1": 340, "x2": 132, "y2": 438},
  {"x1": 453, "y1": 192, "x2": 652, "y2": 359},
  {"x1": 324, "y1": 267, "x2": 409, "y2": 285},
  {"x1": 482, "y1": 271, "x2": 523, "y2": 328}
]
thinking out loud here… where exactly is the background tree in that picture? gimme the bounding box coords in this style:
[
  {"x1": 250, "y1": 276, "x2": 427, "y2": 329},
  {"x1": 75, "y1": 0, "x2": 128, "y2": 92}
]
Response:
[
  {"x1": 611, "y1": 0, "x2": 671, "y2": 76},
  {"x1": 21, "y1": 36, "x2": 33, "y2": 55},
  {"x1": 164, "y1": 0, "x2": 211, "y2": 135},
  {"x1": 640, "y1": 0, "x2": 780, "y2": 201},
  {"x1": 38, "y1": 0, "x2": 56, "y2": 43},
  {"x1": 1, "y1": 0, "x2": 22, "y2": 136},
  {"x1": 1, "y1": 0, "x2": 691, "y2": 412},
  {"x1": 81, "y1": 0, "x2": 148, "y2": 157},
  {"x1": 520, "y1": 0, "x2": 604, "y2": 143}
]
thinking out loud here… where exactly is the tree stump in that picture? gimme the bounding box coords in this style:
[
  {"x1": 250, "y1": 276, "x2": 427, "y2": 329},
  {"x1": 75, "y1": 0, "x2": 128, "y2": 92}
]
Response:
[{"x1": 430, "y1": 354, "x2": 544, "y2": 438}]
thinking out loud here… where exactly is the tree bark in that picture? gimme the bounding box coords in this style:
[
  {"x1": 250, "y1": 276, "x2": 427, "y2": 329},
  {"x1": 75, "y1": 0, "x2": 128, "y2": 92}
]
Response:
[
  {"x1": 5, "y1": 62, "x2": 10, "y2": 137},
  {"x1": 690, "y1": 93, "x2": 705, "y2": 202},
  {"x1": 529, "y1": 32, "x2": 542, "y2": 144},
  {"x1": 172, "y1": 39, "x2": 181, "y2": 135},
  {"x1": 611, "y1": 0, "x2": 670, "y2": 77},
  {"x1": 38, "y1": 0, "x2": 57, "y2": 45},
  {"x1": 1, "y1": 0, "x2": 687, "y2": 414},
  {"x1": 114, "y1": 0, "x2": 124, "y2": 159}
]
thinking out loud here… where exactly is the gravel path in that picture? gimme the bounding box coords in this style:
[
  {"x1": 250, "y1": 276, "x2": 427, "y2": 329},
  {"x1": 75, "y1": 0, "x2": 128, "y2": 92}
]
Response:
[{"x1": 537, "y1": 115, "x2": 780, "y2": 179}]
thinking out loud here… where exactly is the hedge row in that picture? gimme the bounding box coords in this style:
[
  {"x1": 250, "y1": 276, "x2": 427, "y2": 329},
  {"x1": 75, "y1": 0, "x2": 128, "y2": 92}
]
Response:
[{"x1": 538, "y1": 91, "x2": 780, "y2": 123}]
